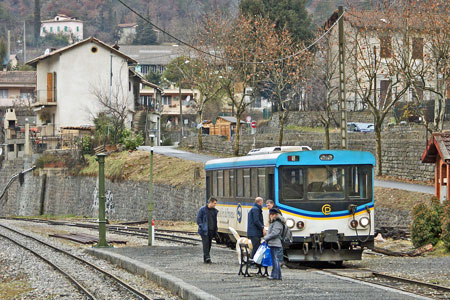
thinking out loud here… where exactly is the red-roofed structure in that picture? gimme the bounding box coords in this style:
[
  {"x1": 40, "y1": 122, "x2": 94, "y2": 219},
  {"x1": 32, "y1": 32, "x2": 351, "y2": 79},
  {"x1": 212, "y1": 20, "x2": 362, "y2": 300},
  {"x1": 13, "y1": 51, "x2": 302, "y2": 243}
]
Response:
[{"x1": 421, "y1": 132, "x2": 450, "y2": 200}]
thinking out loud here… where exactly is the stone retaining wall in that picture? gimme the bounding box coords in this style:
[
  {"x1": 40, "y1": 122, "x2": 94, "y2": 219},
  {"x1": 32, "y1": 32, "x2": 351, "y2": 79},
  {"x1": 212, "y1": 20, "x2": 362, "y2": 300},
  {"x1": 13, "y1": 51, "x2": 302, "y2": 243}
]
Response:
[
  {"x1": 268, "y1": 111, "x2": 375, "y2": 128},
  {"x1": 0, "y1": 161, "x2": 205, "y2": 222},
  {"x1": 182, "y1": 125, "x2": 434, "y2": 182}
]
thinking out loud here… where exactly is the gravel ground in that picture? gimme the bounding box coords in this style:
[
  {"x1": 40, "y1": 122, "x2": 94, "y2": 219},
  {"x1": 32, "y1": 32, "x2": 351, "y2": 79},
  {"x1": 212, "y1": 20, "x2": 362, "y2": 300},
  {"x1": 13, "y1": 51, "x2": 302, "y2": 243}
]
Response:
[
  {"x1": 0, "y1": 219, "x2": 180, "y2": 300},
  {"x1": 347, "y1": 252, "x2": 450, "y2": 287},
  {"x1": 345, "y1": 238, "x2": 450, "y2": 287}
]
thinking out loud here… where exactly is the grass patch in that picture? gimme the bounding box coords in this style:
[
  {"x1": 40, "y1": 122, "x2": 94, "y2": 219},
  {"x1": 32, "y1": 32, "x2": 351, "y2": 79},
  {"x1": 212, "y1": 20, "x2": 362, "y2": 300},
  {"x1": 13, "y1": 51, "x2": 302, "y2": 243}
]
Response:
[
  {"x1": 430, "y1": 240, "x2": 449, "y2": 257},
  {"x1": 0, "y1": 278, "x2": 32, "y2": 299},
  {"x1": 10, "y1": 214, "x2": 83, "y2": 220},
  {"x1": 374, "y1": 187, "x2": 434, "y2": 211},
  {"x1": 79, "y1": 150, "x2": 205, "y2": 187}
]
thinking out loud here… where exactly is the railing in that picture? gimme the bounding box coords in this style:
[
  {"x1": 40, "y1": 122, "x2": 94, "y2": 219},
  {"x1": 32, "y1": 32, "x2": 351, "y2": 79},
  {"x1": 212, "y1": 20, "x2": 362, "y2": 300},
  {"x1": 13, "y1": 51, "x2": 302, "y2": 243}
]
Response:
[
  {"x1": 0, "y1": 166, "x2": 36, "y2": 205},
  {"x1": 32, "y1": 90, "x2": 57, "y2": 105}
]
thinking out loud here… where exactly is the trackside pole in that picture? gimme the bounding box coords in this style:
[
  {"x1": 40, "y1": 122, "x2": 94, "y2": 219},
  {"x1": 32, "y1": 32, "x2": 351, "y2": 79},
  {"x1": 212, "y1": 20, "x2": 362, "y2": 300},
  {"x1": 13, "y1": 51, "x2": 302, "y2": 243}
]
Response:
[
  {"x1": 151, "y1": 219, "x2": 155, "y2": 245},
  {"x1": 94, "y1": 153, "x2": 111, "y2": 248},
  {"x1": 148, "y1": 135, "x2": 155, "y2": 246}
]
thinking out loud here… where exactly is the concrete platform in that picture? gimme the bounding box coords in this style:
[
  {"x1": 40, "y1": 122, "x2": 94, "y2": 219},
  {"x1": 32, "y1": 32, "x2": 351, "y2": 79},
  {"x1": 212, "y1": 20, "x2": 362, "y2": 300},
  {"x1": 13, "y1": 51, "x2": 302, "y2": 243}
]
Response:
[{"x1": 86, "y1": 246, "x2": 430, "y2": 300}]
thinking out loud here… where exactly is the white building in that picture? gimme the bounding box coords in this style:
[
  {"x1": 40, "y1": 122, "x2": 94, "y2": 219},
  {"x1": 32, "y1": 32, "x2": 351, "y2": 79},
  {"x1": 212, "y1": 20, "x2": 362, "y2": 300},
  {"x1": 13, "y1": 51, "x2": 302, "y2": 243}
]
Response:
[
  {"x1": 27, "y1": 37, "x2": 140, "y2": 149},
  {"x1": 40, "y1": 14, "x2": 83, "y2": 41},
  {"x1": 117, "y1": 23, "x2": 137, "y2": 45}
]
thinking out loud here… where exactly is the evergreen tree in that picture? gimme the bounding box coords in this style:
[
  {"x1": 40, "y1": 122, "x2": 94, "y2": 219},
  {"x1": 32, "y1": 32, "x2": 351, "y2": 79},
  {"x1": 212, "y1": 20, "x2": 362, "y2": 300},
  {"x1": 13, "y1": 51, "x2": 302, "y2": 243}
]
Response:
[
  {"x1": 239, "y1": 0, "x2": 313, "y2": 42},
  {"x1": 0, "y1": 39, "x2": 7, "y2": 67},
  {"x1": 145, "y1": 70, "x2": 162, "y2": 85},
  {"x1": 133, "y1": 17, "x2": 157, "y2": 45},
  {"x1": 34, "y1": 0, "x2": 40, "y2": 46}
]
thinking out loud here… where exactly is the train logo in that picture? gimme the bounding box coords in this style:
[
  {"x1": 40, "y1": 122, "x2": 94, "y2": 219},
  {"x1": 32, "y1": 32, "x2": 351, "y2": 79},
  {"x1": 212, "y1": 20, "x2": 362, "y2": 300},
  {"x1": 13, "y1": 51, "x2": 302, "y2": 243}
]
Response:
[
  {"x1": 322, "y1": 204, "x2": 331, "y2": 215},
  {"x1": 236, "y1": 203, "x2": 243, "y2": 223}
]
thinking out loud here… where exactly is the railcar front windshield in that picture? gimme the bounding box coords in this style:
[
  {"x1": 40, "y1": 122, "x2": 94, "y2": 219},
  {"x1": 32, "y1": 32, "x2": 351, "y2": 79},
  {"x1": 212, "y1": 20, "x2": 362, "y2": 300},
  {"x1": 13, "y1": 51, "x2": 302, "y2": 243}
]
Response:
[{"x1": 279, "y1": 165, "x2": 372, "y2": 202}]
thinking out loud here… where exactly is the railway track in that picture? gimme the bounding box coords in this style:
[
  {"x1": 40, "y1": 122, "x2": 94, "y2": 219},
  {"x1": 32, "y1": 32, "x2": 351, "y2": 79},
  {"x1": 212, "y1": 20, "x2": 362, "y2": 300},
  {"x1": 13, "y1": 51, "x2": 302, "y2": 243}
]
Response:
[
  {"x1": 0, "y1": 224, "x2": 153, "y2": 300},
  {"x1": 287, "y1": 262, "x2": 450, "y2": 299},
  {"x1": 1, "y1": 217, "x2": 201, "y2": 246}
]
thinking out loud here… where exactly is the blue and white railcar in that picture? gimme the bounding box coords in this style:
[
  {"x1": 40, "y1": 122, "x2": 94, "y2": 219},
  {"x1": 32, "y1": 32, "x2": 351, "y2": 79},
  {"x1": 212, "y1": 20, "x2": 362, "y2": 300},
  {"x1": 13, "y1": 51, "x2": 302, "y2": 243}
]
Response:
[{"x1": 205, "y1": 150, "x2": 375, "y2": 263}]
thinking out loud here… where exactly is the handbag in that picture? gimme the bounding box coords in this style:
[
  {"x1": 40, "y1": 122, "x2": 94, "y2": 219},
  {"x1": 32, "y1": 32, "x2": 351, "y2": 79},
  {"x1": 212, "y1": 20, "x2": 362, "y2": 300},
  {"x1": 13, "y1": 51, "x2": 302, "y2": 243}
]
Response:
[
  {"x1": 253, "y1": 241, "x2": 268, "y2": 264},
  {"x1": 261, "y1": 246, "x2": 272, "y2": 267}
]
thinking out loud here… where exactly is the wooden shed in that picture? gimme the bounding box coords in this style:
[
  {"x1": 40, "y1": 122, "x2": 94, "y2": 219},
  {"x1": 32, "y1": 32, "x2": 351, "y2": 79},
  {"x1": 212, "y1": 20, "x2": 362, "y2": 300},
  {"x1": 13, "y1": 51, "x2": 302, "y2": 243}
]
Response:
[
  {"x1": 203, "y1": 116, "x2": 246, "y2": 141},
  {"x1": 421, "y1": 132, "x2": 450, "y2": 201}
]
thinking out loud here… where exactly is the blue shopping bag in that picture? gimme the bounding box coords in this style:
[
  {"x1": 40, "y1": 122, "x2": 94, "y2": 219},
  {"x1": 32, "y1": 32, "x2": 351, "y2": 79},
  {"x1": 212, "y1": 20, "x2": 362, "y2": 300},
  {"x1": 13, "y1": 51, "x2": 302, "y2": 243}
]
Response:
[
  {"x1": 261, "y1": 246, "x2": 272, "y2": 267},
  {"x1": 253, "y1": 241, "x2": 268, "y2": 264}
]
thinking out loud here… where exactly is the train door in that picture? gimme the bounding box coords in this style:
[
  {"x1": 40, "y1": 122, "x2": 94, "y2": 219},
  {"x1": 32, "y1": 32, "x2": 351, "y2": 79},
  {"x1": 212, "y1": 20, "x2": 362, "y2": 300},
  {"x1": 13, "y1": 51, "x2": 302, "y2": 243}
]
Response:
[{"x1": 267, "y1": 168, "x2": 275, "y2": 201}]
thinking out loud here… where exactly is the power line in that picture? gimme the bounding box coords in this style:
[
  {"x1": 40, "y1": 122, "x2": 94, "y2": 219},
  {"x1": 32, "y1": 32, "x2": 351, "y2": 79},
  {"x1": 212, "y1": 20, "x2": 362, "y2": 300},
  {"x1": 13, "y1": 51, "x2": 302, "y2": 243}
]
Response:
[{"x1": 116, "y1": 0, "x2": 346, "y2": 65}]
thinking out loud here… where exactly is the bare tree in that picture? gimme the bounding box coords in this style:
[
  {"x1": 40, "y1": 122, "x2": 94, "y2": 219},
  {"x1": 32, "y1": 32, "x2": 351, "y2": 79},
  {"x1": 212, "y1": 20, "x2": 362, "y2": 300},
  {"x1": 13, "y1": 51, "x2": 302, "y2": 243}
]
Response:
[
  {"x1": 308, "y1": 30, "x2": 340, "y2": 149},
  {"x1": 344, "y1": 6, "x2": 413, "y2": 175},
  {"x1": 200, "y1": 15, "x2": 268, "y2": 156},
  {"x1": 404, "y1": 0, "x2": 450, "y2": 132},
  {"x1": 263, "y1": 26, "x2": 312, "y2": 146},
  {"x1": 90, "y1": 77, "x2": 132, "y2": 144}
]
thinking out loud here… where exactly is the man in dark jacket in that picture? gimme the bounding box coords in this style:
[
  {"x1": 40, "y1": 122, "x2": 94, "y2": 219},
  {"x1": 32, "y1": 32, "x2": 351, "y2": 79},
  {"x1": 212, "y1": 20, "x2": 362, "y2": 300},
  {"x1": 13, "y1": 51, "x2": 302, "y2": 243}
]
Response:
[
  {"x1": 247, "y1": 197, "x2": 264, "y2": 259},
  {"x1": 196, "y1": 197, "x2": 218, "y2": 263}
]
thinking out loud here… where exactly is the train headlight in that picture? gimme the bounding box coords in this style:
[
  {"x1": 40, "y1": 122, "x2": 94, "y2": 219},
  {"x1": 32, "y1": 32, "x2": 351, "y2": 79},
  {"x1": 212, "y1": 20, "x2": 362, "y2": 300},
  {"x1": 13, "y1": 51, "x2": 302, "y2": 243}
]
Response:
[
  {"x1": 350, "y1": 219, "x2": 358, "y2": 229},
  {"x1": 296, "y1": 221, "x2": 305, "y2": 230},
  {"x1": 359, "y1": 217, "x2": 370, "y2": 228},
  {"x1": 286, "y1": 218, "x2": 295, "y2": 228}
]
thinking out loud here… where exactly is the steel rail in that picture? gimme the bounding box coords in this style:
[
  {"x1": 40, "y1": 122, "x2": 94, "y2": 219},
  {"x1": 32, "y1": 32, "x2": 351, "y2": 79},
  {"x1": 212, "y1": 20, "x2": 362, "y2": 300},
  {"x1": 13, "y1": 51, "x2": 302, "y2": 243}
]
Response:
[
  {"x1": 2, "y1": 217, "x2": 204, "y2": 246},
  {"x1": 108, "y1": 226, "x2": 200, "y2": 246},
  {"x1": 306, "y1": 264, "x2": 450, "y2": 299},
  {"x1": 0, "y1": 230, "x2": 96, "y2": 300},
  {"x1": 0, "y1": 224, "x2": 152, "y2": 300},
  {"x1": 372, "y1": 271, "x2": 450, "y2": 294}
]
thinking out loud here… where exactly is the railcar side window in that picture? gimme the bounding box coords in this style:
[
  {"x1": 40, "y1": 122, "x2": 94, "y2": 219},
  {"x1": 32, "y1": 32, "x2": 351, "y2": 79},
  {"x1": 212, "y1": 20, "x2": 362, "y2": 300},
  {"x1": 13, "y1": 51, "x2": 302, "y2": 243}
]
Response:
[
  {"x1": 307, "y1": 166, "x2": 345, "y2": 200},
  {"x1": 212, "y1": 171, "x2": 218, "y2": 197},
  {"x1": 244, "y1": 168, "x2": 251, "y2": 198},
  {"x1": 251, "y1": 168, "x2": 258, "y2": 197},
  {"x1": 280, "y1": 167, "x2": 304, "y2": 200},
  {"x1": 224, "y1": 170, "x2": 230, "y2": 197},
  {"x1": 230, "y1": 169, "x2": 235, "y2": 197},
  {"x1": 218, "y1": 170, "x2": 224, "y2": 197},
  {"x1": 237, "y1": 169, "x2": 244, "y2": 197},
  {"x1": 348, "y1": 166, "x2": 371, "y2": 199},
  {"x1": 258, "y1": 168, "x2": 266, "y2": 198}
]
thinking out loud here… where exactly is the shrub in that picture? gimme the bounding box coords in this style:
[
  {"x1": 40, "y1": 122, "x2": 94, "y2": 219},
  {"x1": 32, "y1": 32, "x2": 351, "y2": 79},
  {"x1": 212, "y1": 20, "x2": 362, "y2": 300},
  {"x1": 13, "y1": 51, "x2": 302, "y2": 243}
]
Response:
[
  {"x1": 162, "y1": 137, "x2": 173, "y2": 146},
  {"x1": 79, "y1": 136, "x2": 93, "y2": 155},
  {"x1": 411, "y1": 198, "x2": 443, "y2": 247},
  {"x1": 441, "y1": 202, "x2": 450, "y2": 251},
  {"x1": 121, "y1": 130, "x2": 144, "y2": 150}
]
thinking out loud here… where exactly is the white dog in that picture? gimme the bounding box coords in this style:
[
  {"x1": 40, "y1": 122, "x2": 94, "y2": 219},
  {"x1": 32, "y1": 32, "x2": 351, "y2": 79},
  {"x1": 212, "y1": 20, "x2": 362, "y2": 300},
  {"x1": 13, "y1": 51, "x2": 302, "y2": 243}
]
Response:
[{"x1": 229, "y1": 227, "x2": 253, "y2": 263}]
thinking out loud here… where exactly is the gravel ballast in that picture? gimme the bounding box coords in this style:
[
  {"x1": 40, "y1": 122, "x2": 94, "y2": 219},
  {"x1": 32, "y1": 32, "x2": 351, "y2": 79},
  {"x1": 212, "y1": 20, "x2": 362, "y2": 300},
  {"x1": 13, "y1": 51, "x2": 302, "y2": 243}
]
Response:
[{"x1": 0, "y1": 219, "x2": 180, "y2": 300}]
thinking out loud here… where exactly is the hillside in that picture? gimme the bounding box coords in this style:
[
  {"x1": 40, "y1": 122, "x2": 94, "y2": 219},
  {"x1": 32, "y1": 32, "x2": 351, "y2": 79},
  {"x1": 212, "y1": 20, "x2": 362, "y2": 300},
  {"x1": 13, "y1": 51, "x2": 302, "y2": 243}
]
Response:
[
  {"x1": 78, "y1": 150, "x2": 206, "y2": 187},
  {"x1": 0, "y1": 0, "x2": 239, "y2": 56}
]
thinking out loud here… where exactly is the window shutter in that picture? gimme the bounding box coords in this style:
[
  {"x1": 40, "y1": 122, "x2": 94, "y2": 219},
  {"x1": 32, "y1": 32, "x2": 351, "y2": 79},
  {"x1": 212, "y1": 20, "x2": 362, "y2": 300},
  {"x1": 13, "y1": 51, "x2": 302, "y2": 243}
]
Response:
[{"x1": 47, "y1": 72, "x2": 53, "y2": 102}]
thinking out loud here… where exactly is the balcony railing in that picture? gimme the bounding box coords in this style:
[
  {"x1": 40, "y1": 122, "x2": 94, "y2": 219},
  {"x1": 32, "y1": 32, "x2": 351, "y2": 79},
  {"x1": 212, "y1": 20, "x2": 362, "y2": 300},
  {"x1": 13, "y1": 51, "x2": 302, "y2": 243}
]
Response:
[{"x1": 32, "y1": 90, "x2": 57, "y2": 106}]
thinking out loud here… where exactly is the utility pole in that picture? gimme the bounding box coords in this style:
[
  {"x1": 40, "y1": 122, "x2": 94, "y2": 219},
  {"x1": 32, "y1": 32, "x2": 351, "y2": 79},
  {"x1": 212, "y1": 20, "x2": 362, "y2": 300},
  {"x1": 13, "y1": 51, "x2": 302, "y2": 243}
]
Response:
[
  {"x1": 148, "y1": 135, "x2": 155, "y2": 246},
  {"x1": 23, "y1": 21, "x2": 26, "y2": 63},
  {"x1": 109, "y1": 55, "x2": 112, "y2": 106},
  {"x1": 338, "y1": 6, "x2": 347, "y2": 149},
  {"x1": 94, "y1": 153, "x2": 111, "y2": 248},
  {"x1": 179, "y1": 78, "x2": 183, "y2": 140},
  {"x1": 373, "y1": 46, "x2": 377, "y2": 109}
]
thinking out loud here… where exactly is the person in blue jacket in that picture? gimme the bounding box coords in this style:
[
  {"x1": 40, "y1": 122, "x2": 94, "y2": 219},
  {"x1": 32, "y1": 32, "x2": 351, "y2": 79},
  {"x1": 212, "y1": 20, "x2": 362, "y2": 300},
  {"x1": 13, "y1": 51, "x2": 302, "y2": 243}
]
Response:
[
  {"x1": 197, "y1": 197, "x2": 218, "y2": 263},
  {"x1": 247, "y1": 197, "x2": 264, "y2": 259}
]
